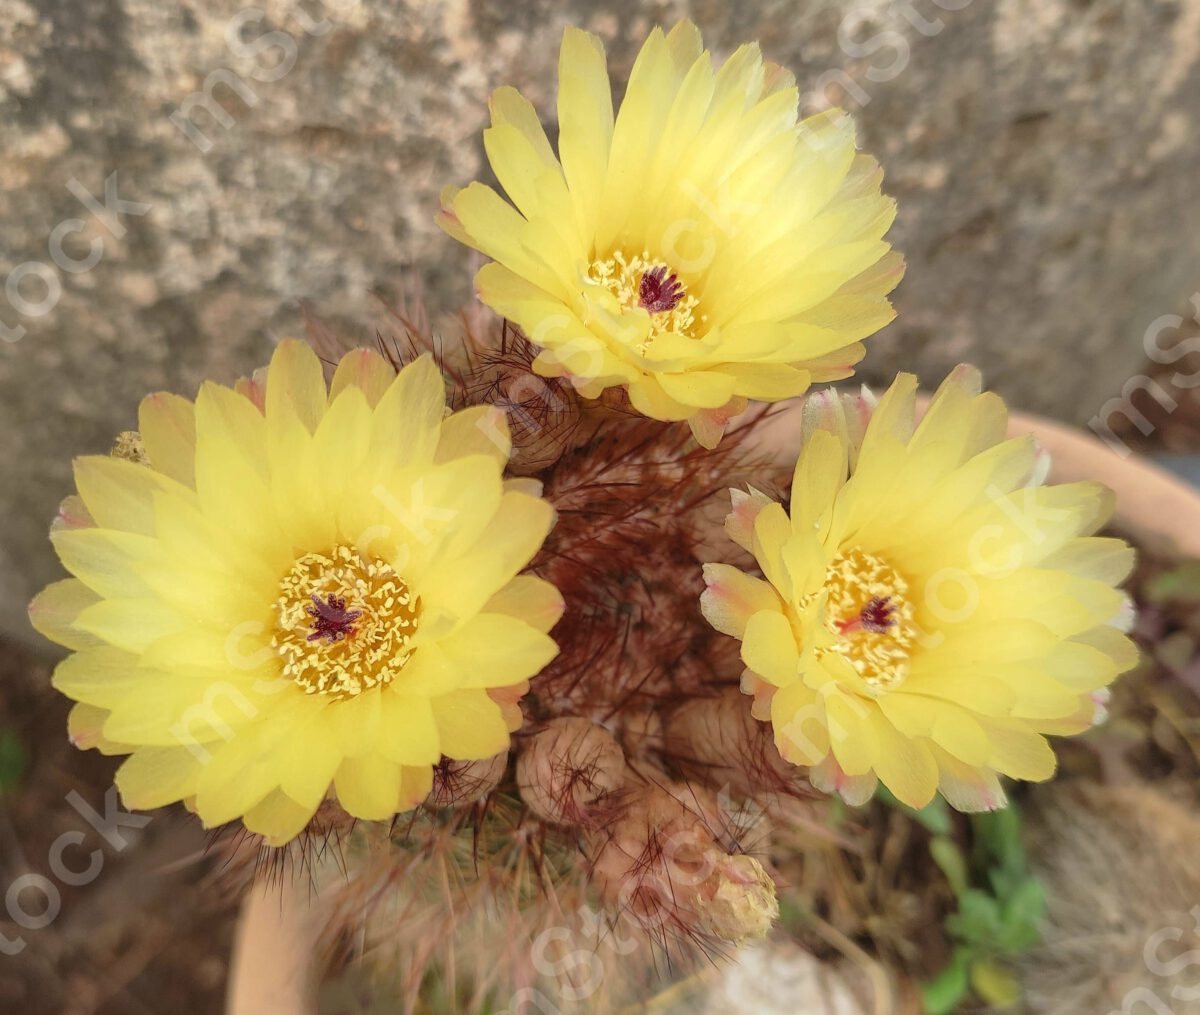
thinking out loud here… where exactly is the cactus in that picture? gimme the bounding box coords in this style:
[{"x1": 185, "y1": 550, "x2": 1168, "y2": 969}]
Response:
[{"x1": 214, "y1": 310, "x2": 798, "y2": 1008}]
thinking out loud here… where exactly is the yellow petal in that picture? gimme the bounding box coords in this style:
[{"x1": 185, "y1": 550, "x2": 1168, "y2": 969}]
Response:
[
  {"x1": 68, "y1": 702, "x2": 132, "y2": 754},
  {"x1": 557, "y1": 26, "x2": 613, "y2": 239},
  {"x1": 399, "y1": 764, "x2": 435, "y2": 810},
  {"x1": 484, "y1": 575, "x2": 565, "y2": 634},
  {"x1": 928, "y1": 743, "x2": 1006, "y2": 813},
  {"x1": 376, "y1": 455, "x2": 504, "y2": 582},
  {"x1": 490, "y1": 85, "x2": 558, "y2": 167},
  {"x1": 700, "y1": 563, "x2": 782, "y2": 638},
  {"x1": 452, "y1": 185, "x2": 566, "y2": 296},
  {"x1": 878, "y1": 693, "x2": 991, "y2": 767},
  {"x1": 485, "y1": 121, "x2": 567, "y2": 223},
  {"x1": 1040, "y1": 536, "x2": 1135, "y2": 586},
  {"x1": 725, "y1": 486, "x2": 774, "y2": 553},
  {"x1": 419, "y1": 490, "x2": 555, "y2": 624},
  {"x1": 751, "y1": 501, "x2": 793, "y2": 598},
  {"x1": 655, "y1": 369, "x2": 738, "y2": 411},
  {"x1": 741, "y1": 609, "x2": 800, "y2": 686},
  {"x1": 625, "y1": 374, "x2": 694, "y2": 422},
  {"x1": 276, "y1": 719, "x2": 340, "y2": 810},
  {"x1": 193, "y1": 725, "x2": 285, "y2": 826},
  {"x1": 73, "y1": 455, "x2": 188, "y2": 534},
  {"x1": 331, "y1": 690, "x2": 381, "y2": 758},
  {"x1": 192, "y1": 385, "x2": 283, "y2": 572},
  {"x1": 781, "y1": 530, "x2": 828, "y2": 601},
  {"x1": 718, "y1": 363, "x2": 812, "y2": 401},
  {"x1": 437, "y1": 614, "x2": 559, "y2": 688},
  {"x1": 102, "y1": 672, "x2": 269, "y2": 747},
  {"x1": 243, "y1": 789, "x2": 318, "y2": 846},
  {"x1": 792, "y1": 429, "x2": 849, "y2": 537},
  {"x1": 992, "y1": 667, "x2": 1087, "y2": 719},
  {"x1": 825, "y1": 691, "x2": 878, "y2": 776},
  {"x1": 265, "y1": 338, "x2": 328, "y2": 434},
  {"x1": 29, "y1": 579, "x2": 102, "y2": 651},
  {"x1": 335, "y1": 754, "x2": 404, "y2": 820},
  {"x1": 868, "y1": 709, "x2": 939, "y2": 809},
  {"x1": 1070, "y1": 625, "x2": 1139, "y2": 675},
  {"x1": 809, "y1": 754, "x2": 878, "y2": 805},
  {"x1": 431, "y1": 688, "x2": 512, "y2": 760},
  {"x1": 329, "y1": 346, "x2": 398, "y2": 408},
  {"x1": 138, "y1": 391, "x2": 197, "y2": 488},
  {"x1": 115, "y1": 746, "x2": 203, "y2": 809},
  {"x1": 50, "y1": 528, "x2": 155, "y2": 600},
  {"x1": 369, "y1": 354, "x2": 446, "y2": 470},
  {"x1": 264, "y1": 406, "x2": 332, "y2": 555},
  {"x1": 986, "y1": 722, "x2": 1057, "y2": 782},
  {"x1": 395, "y1": 643, "x2": 463, "y2": 697},
  {"x1": 435, "y1": 405, "x2": 511, "y2": 467},
  {"x1": 71, "y1": 597, "x2": 186, "y2": 653},
  {"x1": 378, "y1": 692, "x2": 441, "y2": 765},
  {"x1": 859, "y1": 373, "x2": 917, "y2": 459},
  {"x1": 596, "y1": 27, "x2": 673, "y2": 250},
  {"x1": 903, "y1": 666, "x2": 1017, "y2": 718},
  {"x1": 474, "y1": 269, "x2": 575, "y2": 355},
  {"x1": 769, "y1": 680, "x2": 828, "y2": 765},
  {"x1": 313, "y1": 386, "x2": 374, "y2": 519},
  {"x1": 194, "y1": 381, "x2": 270, "y2": 482}
]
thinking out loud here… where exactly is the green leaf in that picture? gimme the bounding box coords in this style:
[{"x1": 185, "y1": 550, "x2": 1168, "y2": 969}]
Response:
[
  {"x1": 973, "y1": 807, "x2": 1023, "y2": 864},
  {"x1": 0, "y1": 729, "x2": 24, "y2": 796},
  {"x1": 930, "y1": 835, "x2": 970, "y2": 897},
  {"x1": 996, "y1": 878, "x2": 1046, "y2": 953},
  {"x1": 922, "y1": 948, "x2": 972, "y2": 1015},
  {"x1": 974, "y1": 808, "x2": 1031, "y2": 902},
  {"x1": 969, "y1": 957, "x2": 1022, "y2": 1009},
  {"x1": 947, "y1": 890, "x2": 1003, "y2": 945}
]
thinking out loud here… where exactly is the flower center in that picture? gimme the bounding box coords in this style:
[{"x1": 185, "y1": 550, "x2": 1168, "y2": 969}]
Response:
[
  {"x1": 586, "y1": 249, "x2": 704, "y2": 346},
  {"x1": 815, "y1": 548, "x2": 916, "y2": 691},
  {"x1": 273, "y1": 545, "x2": 419, "y2": 699}
]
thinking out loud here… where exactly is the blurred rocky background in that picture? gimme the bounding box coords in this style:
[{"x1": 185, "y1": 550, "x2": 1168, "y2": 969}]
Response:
[{"x1": 3, "y1": 0, "x2": 1200, "y2": 647}]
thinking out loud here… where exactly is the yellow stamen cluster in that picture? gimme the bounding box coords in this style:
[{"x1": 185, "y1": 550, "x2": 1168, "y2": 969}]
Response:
[
  {"x1": 273, "y1": 545, "x2": 419, "y2": 699},
  {"x1": 815, "y1": 548, "x2": 916, "y2": 691},
  {"x1": 586, "y1": 249, "x2": 703, "y2": 347}
]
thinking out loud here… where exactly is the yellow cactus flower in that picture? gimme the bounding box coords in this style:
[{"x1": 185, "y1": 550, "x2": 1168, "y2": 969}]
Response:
[
  {"x1": 439, "y1": 21, "x2": 903, "y2": 447},
  {"x1": 701, "y1": 367, "x2": 1138, "y2": 810},
  {"x1": 29, "y1": 341, "x2": 562, "y2": 844}
]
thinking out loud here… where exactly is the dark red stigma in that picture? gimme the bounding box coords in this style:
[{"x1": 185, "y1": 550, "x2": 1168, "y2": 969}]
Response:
[
  {"x1": 638, "y1": 266, "x2": 685, "y2": 314},
  {"x1": 837, "y1": 596, "x2": 896, "y2": 635},
  {"x1": 860, "y1": 596, "x2": 896, "y2": 633},
  {"x1": 306, "y1": 593, "x2": 362, "y2": 643}
]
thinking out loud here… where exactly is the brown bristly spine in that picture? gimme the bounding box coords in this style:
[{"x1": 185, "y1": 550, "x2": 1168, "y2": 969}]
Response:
[
  {"x1": 663, "y1": 687, "x2": 820, "y2": 801},
  {"x1": 515, "y1": 717, "x2": 627, "y2": 828}
]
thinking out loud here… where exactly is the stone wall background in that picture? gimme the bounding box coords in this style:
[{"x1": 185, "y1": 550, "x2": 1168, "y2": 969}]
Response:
[{"x1": 2, "y1": 0, "x2": 1199, "y2": 648}]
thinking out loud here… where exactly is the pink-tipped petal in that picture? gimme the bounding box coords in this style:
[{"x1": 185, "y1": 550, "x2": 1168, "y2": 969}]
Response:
[{"x1": 726, "y1": 486, "x2": 775, "y2": 553}]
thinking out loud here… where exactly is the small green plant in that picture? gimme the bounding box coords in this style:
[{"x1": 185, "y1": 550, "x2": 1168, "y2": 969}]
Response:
[{"x1": 919, "y1": 802, "x2": 1044, "y2": 1013}]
